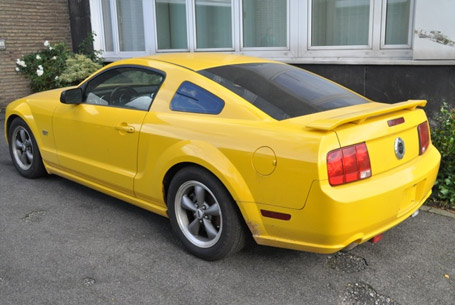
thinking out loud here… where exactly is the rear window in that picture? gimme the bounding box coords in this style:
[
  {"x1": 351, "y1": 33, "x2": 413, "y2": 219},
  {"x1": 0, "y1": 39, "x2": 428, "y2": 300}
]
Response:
[{"x1": 199, "y1": 63, "x2": 369, "y2": 120}]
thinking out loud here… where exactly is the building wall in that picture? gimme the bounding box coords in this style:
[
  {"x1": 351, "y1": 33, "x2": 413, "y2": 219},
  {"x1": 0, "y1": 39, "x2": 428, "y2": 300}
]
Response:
[
  {"x1": 0, "y1": 0, "x2": 72, "y2": 109},
  {"x1": 298, "y1": 64, "x2": 454, "y2": 121}
]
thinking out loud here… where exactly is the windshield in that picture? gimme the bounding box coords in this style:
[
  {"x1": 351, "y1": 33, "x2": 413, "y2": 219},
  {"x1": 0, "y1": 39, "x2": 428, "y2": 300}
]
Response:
[{"x1": 199, "y1": 63, "x2": 369, "y2": 120}]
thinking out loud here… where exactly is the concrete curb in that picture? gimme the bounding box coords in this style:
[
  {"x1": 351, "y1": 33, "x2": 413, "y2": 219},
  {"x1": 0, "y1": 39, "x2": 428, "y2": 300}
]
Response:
[{"x1": 421, "y1": 205, "x2": 455, "y2": 219}]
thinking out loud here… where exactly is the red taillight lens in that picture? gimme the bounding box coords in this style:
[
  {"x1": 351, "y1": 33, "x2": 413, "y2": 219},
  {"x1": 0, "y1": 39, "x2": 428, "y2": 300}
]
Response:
[
  {"x1": 327, "y1": 149, "x2": 344, "y2": 185},
  {"x1": 355, "y1": 143, "x2": 372, "y2": 179},
  {"x1": 342, "y1": 146, "x2": 358, "y2": 183},
  {"x1": 327, "y1": 143, "x2": 372, "y2": 186},
  {"x1": 417, "y1": 121, "x2": 430, "y2": 155}
]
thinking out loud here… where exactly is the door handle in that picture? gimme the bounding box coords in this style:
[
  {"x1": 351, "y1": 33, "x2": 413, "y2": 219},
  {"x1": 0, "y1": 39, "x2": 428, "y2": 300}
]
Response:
[{"x1": 115, "y1": 123, "x2": 135, "y2": 133}]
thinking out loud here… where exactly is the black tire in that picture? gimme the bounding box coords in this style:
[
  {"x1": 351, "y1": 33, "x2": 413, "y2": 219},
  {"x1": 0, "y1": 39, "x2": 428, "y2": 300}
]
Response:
[
  {"x1": 167, "y1": 166, "x2": 245, "y2": 260},
  {"x1": 8, "y1": 118, "x2": 46, "y2": 178}
]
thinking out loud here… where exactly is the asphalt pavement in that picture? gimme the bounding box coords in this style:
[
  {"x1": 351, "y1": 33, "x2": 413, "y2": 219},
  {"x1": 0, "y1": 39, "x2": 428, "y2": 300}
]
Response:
[{"x1": 0, "y1": 112, "x2": 454, "y2": 305}]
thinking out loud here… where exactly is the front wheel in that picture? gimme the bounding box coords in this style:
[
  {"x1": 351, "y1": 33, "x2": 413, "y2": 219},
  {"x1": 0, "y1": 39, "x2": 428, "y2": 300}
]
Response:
[
  {"x1": 8, "y1": 118, "x2": 46, "y2": 178},
  {"x1": 167, "y1": 166, "x2": 245, "y2": 260}
]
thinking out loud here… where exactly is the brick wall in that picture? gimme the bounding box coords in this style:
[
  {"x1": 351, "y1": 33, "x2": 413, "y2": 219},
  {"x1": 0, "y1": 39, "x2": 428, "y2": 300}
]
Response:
[{"x1": 0, "y1": 0, "x2": 72, "y2": 109}]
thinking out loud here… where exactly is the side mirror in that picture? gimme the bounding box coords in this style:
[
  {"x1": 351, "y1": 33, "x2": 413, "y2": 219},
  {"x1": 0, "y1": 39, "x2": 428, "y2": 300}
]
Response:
[{"x1": 60, "y1": 88, "x2": 83, "y2": 104}]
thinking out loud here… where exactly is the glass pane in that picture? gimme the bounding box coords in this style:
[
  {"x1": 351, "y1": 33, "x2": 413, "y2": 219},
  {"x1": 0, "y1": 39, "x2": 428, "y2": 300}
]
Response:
[
  {"x1": 200, "y1": 63, "x2": 368, "y2": 120},
  {"x1": 85, "y1": 68, "x2": 164, "y2": 110},
  {"x1": 243, "y1": 0, "x2": 287, "y2": 47},
  {"x1": 195, "y1": 0, "x2": 232, "y2": 49},
  {"x1": 101, "y1": 0, "x2": 114, "y2": 51},
  {"x1": 385, "y1": 0, "x2": 410, "y2": 45},
  {"x1": 156, "y1": 0, "x2": 188, "y2": 49},
  {"x1": 311, "y1": 0, "x2": 370, "y2": 46},
  {"x1": 171, "y1": 82, "x2": 225, "y2": 114},
  {"x1": 116, "y1": 0, "x2": 145, "y2": 51}
]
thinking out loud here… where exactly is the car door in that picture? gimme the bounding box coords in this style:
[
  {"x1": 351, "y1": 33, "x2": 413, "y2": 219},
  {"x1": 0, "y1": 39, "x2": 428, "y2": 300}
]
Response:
[{"x1": 52, "y1": 66, "x2": 164, "y2": 196}]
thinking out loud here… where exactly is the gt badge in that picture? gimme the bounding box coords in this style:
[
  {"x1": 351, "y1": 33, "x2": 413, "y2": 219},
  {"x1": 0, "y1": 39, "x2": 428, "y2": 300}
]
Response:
[{"x1": 394, "y1": 137, "x2": 405, "y2": 160}]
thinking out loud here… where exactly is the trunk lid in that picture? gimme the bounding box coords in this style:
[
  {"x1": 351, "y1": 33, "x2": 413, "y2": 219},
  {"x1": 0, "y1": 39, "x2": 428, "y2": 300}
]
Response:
[{"x1": 304, "y1": 100, "x2": 428, "y2": 176}]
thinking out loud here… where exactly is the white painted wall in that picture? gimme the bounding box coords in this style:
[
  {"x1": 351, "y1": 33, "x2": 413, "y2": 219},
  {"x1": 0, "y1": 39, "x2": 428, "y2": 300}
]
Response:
[{"x1": 413, "y1": 0, "x2": 455, "y2": 60}]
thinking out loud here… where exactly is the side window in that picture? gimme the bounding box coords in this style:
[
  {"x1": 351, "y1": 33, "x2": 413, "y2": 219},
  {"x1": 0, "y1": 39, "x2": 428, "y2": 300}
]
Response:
[
  {"x1": 84, "y1": 67, "x2": 164, "y2": 111},
  {"x1": 170, "y1": 81, "x2": 224, "y2": 114}
]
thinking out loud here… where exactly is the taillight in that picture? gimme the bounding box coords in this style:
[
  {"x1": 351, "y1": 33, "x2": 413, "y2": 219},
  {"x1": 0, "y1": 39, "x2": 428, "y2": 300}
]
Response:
[
  {"x1": 417, "y1": 121, "x2": 430, "y2": 155},
  {"x1": 327, "y1": 143, "x2": 372, "y2": 186}
]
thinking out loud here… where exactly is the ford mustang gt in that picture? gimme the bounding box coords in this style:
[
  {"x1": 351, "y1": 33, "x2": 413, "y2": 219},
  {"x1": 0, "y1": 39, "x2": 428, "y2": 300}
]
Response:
[{"x1": 4, "y1": 53, "x2": 440, "y2": 260}]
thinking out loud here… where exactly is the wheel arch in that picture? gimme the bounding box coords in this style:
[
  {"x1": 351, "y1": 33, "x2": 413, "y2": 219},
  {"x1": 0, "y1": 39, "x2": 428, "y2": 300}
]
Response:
[
  {"x1": 153, "y1": 140, "x2": 258, "y2": 229},
  {"x1": 162, "y1": 161, "x2": 256, "y2": 240},
  {"x1": 162, "y1": 161, "x2": 252, "y2": 206},
  {"x1": 161, "y1": 156, "x2": 255, "y2": 206},
  {"x1": 5, "y1": 114, "x2": 19, "y2": 143},
  {"x1": 136, "y1": 139, "x2": 266, "y2": 239},
  {"x1": 5, "y1": 102, "x2": 42, "y2": 148}
]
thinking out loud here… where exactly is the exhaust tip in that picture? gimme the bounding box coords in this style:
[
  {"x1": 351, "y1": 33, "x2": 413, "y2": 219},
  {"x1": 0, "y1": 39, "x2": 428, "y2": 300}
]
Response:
[
  {"x1": 342, "y1": 241, "x2": 360, "y2": 252},
  {"x1": 411, "y1": 210, "x2": 420, "y2": 218}
]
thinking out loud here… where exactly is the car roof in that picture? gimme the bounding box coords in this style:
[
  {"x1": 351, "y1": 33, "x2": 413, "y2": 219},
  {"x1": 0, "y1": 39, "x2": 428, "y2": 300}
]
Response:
[{"x1": 140, "y1": 53, "x2": 276, "y2": 71}]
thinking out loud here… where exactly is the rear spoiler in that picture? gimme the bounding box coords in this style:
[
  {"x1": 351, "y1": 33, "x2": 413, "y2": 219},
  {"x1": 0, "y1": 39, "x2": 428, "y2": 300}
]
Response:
[{"x1": 306, "y1": 100, "x2": 427, "y2": 131}]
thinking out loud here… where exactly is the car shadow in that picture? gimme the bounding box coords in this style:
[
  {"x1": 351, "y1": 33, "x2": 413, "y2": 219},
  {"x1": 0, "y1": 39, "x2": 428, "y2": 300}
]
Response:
[
  {"x1": 6, "y1": 170, "x2": 328, "y2": 262},
  {"x1": 46, "y1": 174, "x2": 180, "y2": 243}
]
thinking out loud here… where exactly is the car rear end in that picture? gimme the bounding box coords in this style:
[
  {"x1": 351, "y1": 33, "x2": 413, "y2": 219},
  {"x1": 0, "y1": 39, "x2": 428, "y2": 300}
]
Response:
[
  {"x1": 198, "y1": 61, "x2": 440, "y2": 253},
  {"x1": 254, "y1": 101, "x2": 440, "y2": 253}
]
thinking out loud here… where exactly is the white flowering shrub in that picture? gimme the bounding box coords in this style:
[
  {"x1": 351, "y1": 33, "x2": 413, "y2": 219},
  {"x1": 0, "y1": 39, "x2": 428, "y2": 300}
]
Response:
[
  {"x1": 15, "y1": 36, "x2": 104, "y2": 92},
  {"x1": 15, "y1": 41, "x2": 69, "y2": 92}
]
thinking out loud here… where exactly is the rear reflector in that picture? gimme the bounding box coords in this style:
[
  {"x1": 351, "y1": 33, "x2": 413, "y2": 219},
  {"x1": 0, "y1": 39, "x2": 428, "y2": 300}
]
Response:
[
  {"x1": 327, "y1": 143, "x2": 372, "y2": 186},
  {"x1": 417, "y1": 121, "x2": 430, "y2": 155},
  {"x1": 369, "y1": 234, "x2": 383, "y2": 244},
  {"x1": 261, "y1": 210, "x2": 291, "y2": 221},
  {"x1": 388, "y1": 117, "x2": 405, "y2": 127}
]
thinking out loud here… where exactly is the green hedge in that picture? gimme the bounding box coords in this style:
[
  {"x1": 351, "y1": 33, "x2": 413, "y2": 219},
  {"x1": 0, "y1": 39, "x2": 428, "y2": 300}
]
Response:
[{"x1": 430, "y1": 102, "x2": 455, "y2": 209}]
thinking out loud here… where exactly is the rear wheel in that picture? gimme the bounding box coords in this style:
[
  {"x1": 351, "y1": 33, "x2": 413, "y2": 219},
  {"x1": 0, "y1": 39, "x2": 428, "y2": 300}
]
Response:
[
  {"x1": 167, "y1": 166, "x2": 245, "y2": 260},
  {"x1": 8, "y1": 118, "x2": 46, "y2": 178}
]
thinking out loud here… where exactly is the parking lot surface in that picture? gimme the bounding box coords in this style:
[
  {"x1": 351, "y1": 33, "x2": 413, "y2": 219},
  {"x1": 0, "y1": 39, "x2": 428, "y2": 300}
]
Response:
[{"x1": 0, "y1": 113, "x2": 454, "y2": 305}]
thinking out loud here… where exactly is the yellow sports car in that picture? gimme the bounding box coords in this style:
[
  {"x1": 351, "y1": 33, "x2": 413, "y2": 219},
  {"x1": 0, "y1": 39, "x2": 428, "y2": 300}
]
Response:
[{"x1": 4, "y1": 53, "x2": 440, "y2": 260}]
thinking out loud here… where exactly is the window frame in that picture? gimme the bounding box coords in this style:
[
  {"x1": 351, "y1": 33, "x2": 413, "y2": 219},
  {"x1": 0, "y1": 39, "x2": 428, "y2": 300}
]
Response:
[
  {"x1": 153, "y1": 0, "x2": 190, "y2": 52},
  {"x1": 239, "y1": 0, "x2": 291, "y2": 51},
  {"x1": 193, "y1": 0, "x2": 235, "y2": 51},
  {"x1": 307, "y1": 0, "x2": 374, "y2": 50},
  {"x1": 380, "y1": 0, "x2": 414, "y2": 49},
  {"x1": 90, "y1": 0, "x2": 416, "y2": 63},
  {"x1": 93, "y1": 0, "x2": 151, "y2": 58}
]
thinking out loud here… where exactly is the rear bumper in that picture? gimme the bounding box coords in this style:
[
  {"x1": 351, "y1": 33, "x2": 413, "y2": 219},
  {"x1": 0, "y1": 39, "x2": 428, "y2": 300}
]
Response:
[{"x1": 249, "y1": 145, "x2": 441, "y2": 253}]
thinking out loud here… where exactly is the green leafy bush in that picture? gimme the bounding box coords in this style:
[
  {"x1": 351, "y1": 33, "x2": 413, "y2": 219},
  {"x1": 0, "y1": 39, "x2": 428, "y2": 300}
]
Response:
[
  {"x1": 76, "y1": 32, "x2": 104, "y2": 65},
  {"x1": 15, "y1": 34, "x2": 104, "y2": 92},
  {"x1": 59, "y1": 54, "x2": 102, "y2": 85},
  {"x1": 430, "y1": 102, "x2": 455, "y2": 209},
  {"x1": 15, "y1": 41, "x2": 69, "y2": 92}
]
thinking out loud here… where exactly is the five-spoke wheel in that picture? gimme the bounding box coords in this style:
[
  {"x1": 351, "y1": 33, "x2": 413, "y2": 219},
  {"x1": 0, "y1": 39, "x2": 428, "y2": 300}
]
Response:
[
  {"x1": 175, "y1": 181, "x2": 222, "y2": 248},
  {"x1": 11, "y1": 125, "x2": 34, "y2": 171},
  {"x1": 8, "y1": 118, "x2": 46, "y2": 178},
  {"x1": 168, "y1": 166, "x2": 245, "y2": 260}
]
